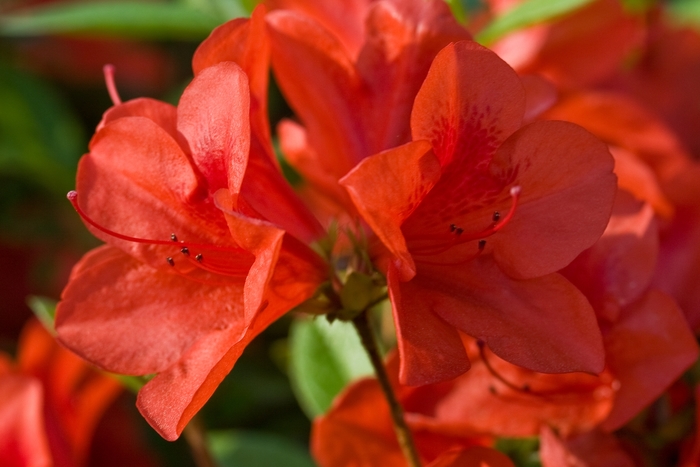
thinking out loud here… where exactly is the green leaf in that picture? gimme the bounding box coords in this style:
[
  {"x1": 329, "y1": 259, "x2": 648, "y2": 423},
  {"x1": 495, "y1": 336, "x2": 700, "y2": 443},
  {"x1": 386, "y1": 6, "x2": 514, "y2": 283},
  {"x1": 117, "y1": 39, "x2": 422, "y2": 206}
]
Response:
[
  {"x1": 0, "y1": 1, "x2": 223, "y2": 40},
  {"x1": 495, "y1": 437, "x2": 541, "y2": 467},
  {"x1": 27, "y1": 295, "x2": 57, "y2": 334},
  {"x1": 668, "y1": 0, "x2": 700, "y2": 29},
  {"x1": 476, "y1": 0, "x2": 596, "y2": 45},
  {"x1": 288, "y1": 317, "x2": 373, "y2": 418},
  {"x1": 0, "y1": 63, "x2": 84, "y2": 194},
  {"x1": 209, "y1": 430, "x2": 316, "y2": 467}
]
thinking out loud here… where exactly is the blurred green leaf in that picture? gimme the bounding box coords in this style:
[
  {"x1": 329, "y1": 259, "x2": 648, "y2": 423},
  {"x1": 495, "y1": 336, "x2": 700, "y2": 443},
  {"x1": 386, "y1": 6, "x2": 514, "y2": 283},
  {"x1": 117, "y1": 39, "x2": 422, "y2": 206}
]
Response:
[
  {"x1": 495, "y1": 437, "x2": 541, "y2": 467},
  {"x1": 669, "y1": 0, "x2": 700, "y2": 28},
  {"x1": 0, "y1": 64, "x2": 84, "y2": 194},
  {"x1": 209, "y1": 430, "x2": 316, "y2": 467},
  {"x1": 445, "y1": 0, "x2": 485, "y2": 23},
  {"x1": 177, "y1": 0, "x2": 251, "y2": 20},
  {"x1": 0, "y1": 1, "x2": 223, "y2": 40},
  {"x1": 476, "y1": 0, "x2": 595, "y2": 45},
  {"x1": 288, "y1": 317, "x2": 373, "y2": 418},
  {"x1": 27, "y1": 295, "x2": 57, "y2": 334}
]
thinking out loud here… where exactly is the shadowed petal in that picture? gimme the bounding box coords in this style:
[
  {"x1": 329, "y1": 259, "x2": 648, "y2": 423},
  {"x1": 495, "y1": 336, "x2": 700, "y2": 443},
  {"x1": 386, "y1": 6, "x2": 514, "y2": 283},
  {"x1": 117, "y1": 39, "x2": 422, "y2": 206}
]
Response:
[
  {"x1": 407, "y1": 258, "x2": 604, "y2": 381},
  {"x1": 267, "y1": 9, "x2": 366, "y2": 176},
  {"x1": 433, "y1": 343, "x2": 614, "y2": 438},
  {"x1": 602, "y1": 289, "x2": 699, "y2": 431},
  {"x1": 388, "y1": 264, "x2": 470, "y2": 387},
  {"x1": 540, "y1": 426, "x2": 635, "y2": 467}
]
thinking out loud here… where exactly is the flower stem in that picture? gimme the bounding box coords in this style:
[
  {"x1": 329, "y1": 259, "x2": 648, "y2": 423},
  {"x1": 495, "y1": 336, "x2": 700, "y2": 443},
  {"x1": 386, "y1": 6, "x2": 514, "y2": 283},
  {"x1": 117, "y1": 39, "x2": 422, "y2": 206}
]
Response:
[
  {"x1": 183, "y1": 415, "x2": 219, "y2": 467},
  {"x1": 352, "y1": 310, "x2": 422, "y2": 467}
]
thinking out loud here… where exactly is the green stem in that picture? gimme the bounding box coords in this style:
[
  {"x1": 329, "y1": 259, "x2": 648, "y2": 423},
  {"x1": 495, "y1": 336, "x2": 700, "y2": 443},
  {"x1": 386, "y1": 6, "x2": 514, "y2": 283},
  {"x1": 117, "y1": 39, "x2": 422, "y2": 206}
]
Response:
[
  {"x1": 352, "y1": 310, "x2": 422, "y2": 467},
  {"x1": 183, "y1": 416, "x2": 219, "y2": 467}
]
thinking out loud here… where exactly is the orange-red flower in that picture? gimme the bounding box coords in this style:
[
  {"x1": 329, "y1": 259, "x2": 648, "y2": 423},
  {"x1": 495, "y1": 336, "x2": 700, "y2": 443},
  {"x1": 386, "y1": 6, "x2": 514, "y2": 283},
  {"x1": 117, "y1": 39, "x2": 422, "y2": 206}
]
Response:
[
  {"x1": 341, "y1": 40, "x2": 616, "y2": 385},
  {"x1": 0, "y1": 320, "x2": 121, "y2": 467},
  {"x1": 56, "y1": 59, "x2": 327, "y2": 440}
]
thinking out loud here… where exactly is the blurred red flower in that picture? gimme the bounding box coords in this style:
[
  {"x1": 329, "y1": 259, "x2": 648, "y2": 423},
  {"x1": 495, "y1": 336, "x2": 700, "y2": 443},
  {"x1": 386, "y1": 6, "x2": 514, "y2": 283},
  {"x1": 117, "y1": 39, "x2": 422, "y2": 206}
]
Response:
[{"x1": 0, "y1": 320, "x2": 121, "y2": 467}]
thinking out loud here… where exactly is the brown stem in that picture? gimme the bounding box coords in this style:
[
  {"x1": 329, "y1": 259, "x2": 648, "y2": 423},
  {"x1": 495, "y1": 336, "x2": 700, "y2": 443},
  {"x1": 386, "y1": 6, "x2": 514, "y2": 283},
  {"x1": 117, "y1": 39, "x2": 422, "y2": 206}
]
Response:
[
  {"x1": 352, "y1": 310, "x2": 422, "y2": 467},
  {"x1": 183, "y1": 416, "x2": 218, "y2": 467}
]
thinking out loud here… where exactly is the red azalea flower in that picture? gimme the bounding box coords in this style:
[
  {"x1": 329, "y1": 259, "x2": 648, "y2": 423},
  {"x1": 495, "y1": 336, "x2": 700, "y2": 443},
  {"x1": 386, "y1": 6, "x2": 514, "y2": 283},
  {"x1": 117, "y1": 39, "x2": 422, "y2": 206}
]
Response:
[
  {"x1": 56, "y1": 59, "x2": 327, "y2": 440},
  {"x1": 341, "y1": 40, "x2": 616, "y2": 385},
  {"x1": 0, "y1": 320, "x2": 121, "y2": 467}
]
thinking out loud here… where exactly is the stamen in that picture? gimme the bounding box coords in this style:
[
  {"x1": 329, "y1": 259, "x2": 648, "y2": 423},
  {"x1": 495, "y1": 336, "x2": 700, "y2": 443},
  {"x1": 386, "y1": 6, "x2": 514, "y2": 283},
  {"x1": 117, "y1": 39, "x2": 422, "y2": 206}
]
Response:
[
  {"x1": 478, "y1": 240, "x2": 486, "y2": 250},
  {"x1": 103, "y1": 64, "x2": 122, "y2": 106},
  {"x1": 411, "y1": 185, "x2": 522, "y2": 257},
  {"x1": 478, "y1": 340, "x2": 534, "y2": 395},
  {"x1": 67, "y1": 191, "x2": 251, "y2": 277}
]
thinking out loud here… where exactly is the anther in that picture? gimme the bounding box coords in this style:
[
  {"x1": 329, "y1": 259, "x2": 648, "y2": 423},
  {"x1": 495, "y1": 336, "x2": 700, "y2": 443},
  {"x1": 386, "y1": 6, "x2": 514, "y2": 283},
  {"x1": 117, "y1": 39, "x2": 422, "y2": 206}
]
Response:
[
  {"x1": 450, "y1": 224, "x2": 457, "y2": 232},
  {"x1": 181, "y1": 247, "x2": 189, "y2": 256},
  {"x1": 492, "y1": 211, "x2": 500, "y2": 222},
  {"x1": 488, "y1": 386, "x2": 498, "y2": 395},
  {"x1": 455, "y1": 227, "x2": 464, "y2": 235},
  {"x1": 195, "y1": 254, "x2": 203, "y2": 262},
  {"x1": 478, "y1": 240, "x2": 486, "y2": 250},
  {"x1": 170, "y1": 233, "x2": 178, "y2": 242},
  {"x1": 167, "y1": 257, "x2": 175, "y2": 266}
]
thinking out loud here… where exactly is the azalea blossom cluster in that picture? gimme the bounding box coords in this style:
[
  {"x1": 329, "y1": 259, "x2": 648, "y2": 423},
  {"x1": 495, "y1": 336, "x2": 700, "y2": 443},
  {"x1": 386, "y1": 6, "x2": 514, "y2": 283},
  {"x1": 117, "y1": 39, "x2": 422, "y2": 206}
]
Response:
[{"x1": 7, "y1": 0, "x2": 700, "y2": 465}]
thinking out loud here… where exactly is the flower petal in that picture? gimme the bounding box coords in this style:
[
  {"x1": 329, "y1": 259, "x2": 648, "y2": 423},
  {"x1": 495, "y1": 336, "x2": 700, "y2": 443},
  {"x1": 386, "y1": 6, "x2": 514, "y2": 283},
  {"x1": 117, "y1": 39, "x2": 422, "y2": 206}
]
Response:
[
  {"x1": 411, "y1": 258, "x2": 605, "y2": 379},
  {"x1": 193, "y1": 6, "x2": 272, "y2": 159},
  {"x1": 0, "y1": 375, "x2": 51, "y2": 467},
  {"x1": 341, "y1": 141, "x2": 441, "y2": 280},
  {"x1": 540, "y1": 426, "x2": 635, "y2": 467},
  {"x1": 56, "y1": 246, "x2": 246, "y2": 375},
  {"x1": 177, "y1": 61, "x2": 251, "y2": 194},
  {"x1": 433, "y1": 342, "x2": 614, "y2": 438},
  {"x1": 267, "y1": 0, "x2": 369, "y2": 58},
  {"x1": 97, "y1": 97, "x2": 177, "y2": 139},
  {"x1": 267, "y1": 9, "x2": 366, "y2": 176},
  {"x1": 601, "y1": 289, "x2": 699, "y2": 431},
  {"x1": 426, "y1": 447, "x2": 515, "y2": 467},
  {"x1": 411, "y1": 40, "x2": 525, "y2": 168},
  {"x1": 387, "y1": 264, "x2": 470, "y2": 386},
  {"x1": 138, "y1": 260, "x2": 324, "y2": 440},
  {"x1": 489, "y1": 120, "x2": 616, "y2": 279}
]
